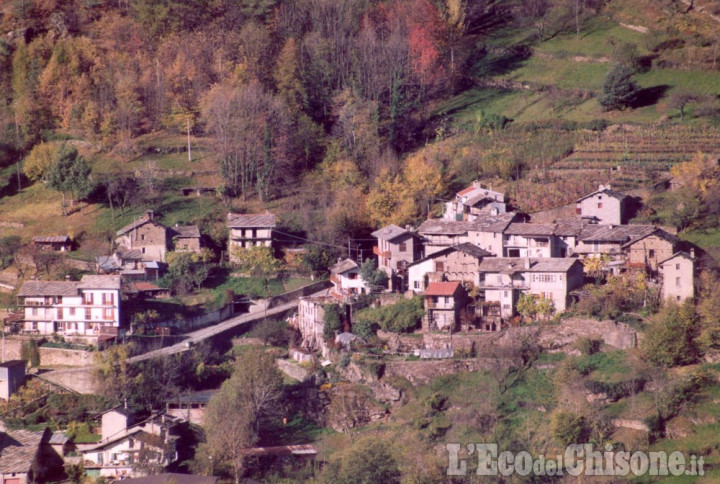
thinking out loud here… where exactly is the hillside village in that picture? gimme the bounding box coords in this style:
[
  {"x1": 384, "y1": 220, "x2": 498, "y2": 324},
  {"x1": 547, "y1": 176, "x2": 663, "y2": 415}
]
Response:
[{"x1": 3, "y1": 0, "x2": 720, "y2": 481}]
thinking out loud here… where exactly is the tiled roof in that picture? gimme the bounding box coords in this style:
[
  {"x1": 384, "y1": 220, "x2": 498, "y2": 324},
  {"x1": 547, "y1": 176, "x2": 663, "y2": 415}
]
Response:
[
  {"x1": 576, "y1": 187, "x2": 627, "y2": 203},
  {"x1": 554, "y1": 219, "x2": 590, "y2": 237},
  {"x1": 49, "y1": 431, "x2": 70, "y2": 445},
  {"x1": 418, "y1": 213, "x2": 516, "y2": 236},
  {"x1": 621, "y1": 227, "x2": 678, "y2": 248},
  {"x1": 371, "y1": 224, "x2": 410, "y2": 241},
  {"x1": 172, "y1": 225, "x2": 201, "y2": 238},
  {"x1": 32, "y1": 235, "x2": 70, "y2": 243},
  {"x1": 17, "y1": 281, "x2": 80, "y2": 297},
  {"x1": 96, "y1": 256, "x2": 119, "y2": 271},
  {"x1": 226, "y1": 213, "x2": 276, "y2": 228},
  {"x1": 0, "y1": 429, "x2": 46, "y2": 473},
  {"x1": 408, "y1": 244, "x2": 493, "y2": 268},
  {"x1": 78, "y1": 275, "x2": 122, "y2": 290},
  {"x1": 424, "y1": 281, "x2": 461, "y2": 296},
  {"x1": 330, "y1": 259, "x2": 358, "y2": 274},
  {"x1": 580, "y1": 224, "x2": 656, "y2": 243},
  {"x1": 418, "y1": 219, "x2": 471, "y2": 235},
  {"x1": 454, "y1": 242, "x2": 494, "y2": 258},
  {"x1": 659, "y1": 251, "x2": 695, "y2": 266},
  {"x1": 469, "y1": 212, "x2": 517, "y2": 233},
  {"x1": 117, "y1": 248, "x2": 144, "y2": 260},
  {"x1": 457, "y1": 186, "x2": 476, "y2": 196},
  {"x1": 478, "y1": 257, "x2": 579, "y2": 274},
  {"x1": 116, "y1": 215, "x2": 165, "y2": 236},
  {"x1": 504, "y1": 223, "x2": 556, "y2": 236}
]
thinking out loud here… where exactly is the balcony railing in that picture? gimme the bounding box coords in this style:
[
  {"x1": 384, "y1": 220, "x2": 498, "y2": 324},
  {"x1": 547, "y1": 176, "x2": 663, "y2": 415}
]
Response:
[{"x1": 373, "y1": 246, "x2": 391, "y2": 258}]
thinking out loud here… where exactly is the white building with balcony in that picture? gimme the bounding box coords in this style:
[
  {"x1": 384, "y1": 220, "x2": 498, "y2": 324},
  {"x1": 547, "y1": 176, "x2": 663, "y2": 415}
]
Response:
[{"x1": 17, "y1": 275, "x2": 122, "y2": 339}]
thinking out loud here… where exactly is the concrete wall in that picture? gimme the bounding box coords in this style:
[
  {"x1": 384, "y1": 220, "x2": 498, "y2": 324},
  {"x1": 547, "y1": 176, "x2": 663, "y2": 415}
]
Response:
[{"x1": 155, "y1": 304, "x2": 235, "y2": 333}]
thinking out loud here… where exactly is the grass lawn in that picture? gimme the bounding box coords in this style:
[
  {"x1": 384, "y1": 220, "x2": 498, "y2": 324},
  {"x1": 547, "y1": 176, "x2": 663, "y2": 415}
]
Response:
[{"x1": 681, "y1": 227, "x2": 720, "y2": 251}]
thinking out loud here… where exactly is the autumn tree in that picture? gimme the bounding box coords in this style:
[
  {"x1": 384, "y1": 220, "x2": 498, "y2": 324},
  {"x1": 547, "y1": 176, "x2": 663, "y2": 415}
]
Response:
[
  {"x1": 204, "y1": 348, "x2": 283, "y2": 483},
  {"x1": 321, "y1": 437, "x2": 401, "y2": 484},
  {"x1": 231, "y1": 246, "x2": 282, "y2": 299},
  {"x1": 642, "y1": 301, "x2": 700, "y2": 368},
  {"x1": 23, "y1": 141, "x2": 60, "y2": 182}
]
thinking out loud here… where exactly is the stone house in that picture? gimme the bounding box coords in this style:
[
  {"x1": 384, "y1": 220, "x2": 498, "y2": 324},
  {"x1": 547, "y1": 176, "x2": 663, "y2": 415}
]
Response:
[
  {"x1": 659, "y1": 251, "x2": 695, "y2": 303},
  {"x1": 115, "y1": 211, "x2": 169, "y2": 262},
  {"x1": 170, "y1": 225, "x2": 202, "y2": 253},
  {"x1": 227, "y1": 213, "x2": 276, "y2": 262},
  {"x1": 0, "y1": 360, "x2": 25, "y2": 401},
  {"x1": 329, "y1": 259, "x2": 368, "y2": 298},
  {"x1": 0, "y1": 428, "x2": 52, "y2": 484},
  {"x1": 444, "y1": 181, "x2": 506, "y2": 221},
  {"x1": 17, "y1": 275, "x2": 122, "y2": 339},
  {"x1": 423, "y1": 281, "x2": 468, "y2": 332},
  {"x1": 407, "y1": 243, "x2": 493, "y2": 293},
  {"x1": 477, "y1": 258, "x2": 584, "y2": 319},
  {"x1": 82, "y1": 408, "x2": 182, "y2": 479},
  {"x1": 503, "y1": 223, "x2": 556, "y2": 258},
  {"x1": 574, "y1": 224, "x2": 657, "y2": 258},
  {"x1": 97, "y1": 250, "x2": 161, "y2": 282},
  {"x1": 32, "y1": 235, "x2": 72, "y2": 252},
  {"x1": 622, "y1": 228, "x2": 678, "y2": 272},
  {"x1": 418, "y1": 212, "x2": 517, "y2": 256},
  {"x1": 371, "y1": 224, "x2": 420, "y2": 291},
  {"x1": 575, "y1": 185, "x2": 628, "y2": 225},
  {"x1": 292, "y1": 295, "x2": 335, "y2": 357}
]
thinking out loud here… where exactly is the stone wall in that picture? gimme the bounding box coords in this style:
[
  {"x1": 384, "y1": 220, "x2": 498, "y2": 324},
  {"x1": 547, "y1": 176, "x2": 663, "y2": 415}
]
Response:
[
  {"x1": 35, "y1": 367, "x2": 100, "y2": 394},
  {"x1": 268, "y1": 280, "x2": 333, "y2": 309},
  {"x1": 277, "y1": 359, "x2": 311, "y2": 382}
]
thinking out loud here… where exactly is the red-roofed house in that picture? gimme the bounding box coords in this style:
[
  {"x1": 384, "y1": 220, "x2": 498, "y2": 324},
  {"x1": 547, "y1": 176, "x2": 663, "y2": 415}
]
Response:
[{"x1": 423, "y1": 281, "x2": 468, "y2": 331}]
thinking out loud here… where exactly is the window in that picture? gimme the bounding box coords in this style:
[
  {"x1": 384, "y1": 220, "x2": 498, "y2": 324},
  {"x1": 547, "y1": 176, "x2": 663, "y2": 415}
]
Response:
[
  {"x1": 677, "y1": 296, "x2": 681, "y2": 301},
  {"x1": 676, "y1": 277, "x2": 681, "y2": 287},
  {"x1": 31, "y1": 307, "x2": 38, "y2": 316},
  {"x1": 58, "y1": 308, "x2": 63, "y2": 319},
  {"x1": 503, "y1": 291, "x2": 508, "y2": 297},
  {"x1": 444, "y1": 297, "x2": 450, "y2": 304},
  {"x1": 85, "y1": 308, "x2": 91, "y2": 320},
  {"x1": 69, "y1": 307, "x2": 75, "y2": 316},
  {"x1": 141, "y1": 234, "x2": 145, "y2": 241},
  {"x1": 399, "y1": 242, "x2": 407, "y2": 252},
  {"x1": 141, "y1": 247, "x2": 146, "y2": 254},
  {"x1": 348, "y1": 273, "x2": 358, "y2": 280},
  {"x1": 414, "y1": 281, "x2": 420, "y2": 290},
  {"x1": 597, "y1": 203, "x2": 603, "y2": 209},
  {"x1": 84, "y1": 293, "x2": 93, "y2": 305},
  {"x1": 102, "y1": 293, "x2": 115, "y2": 306},
  {"x1": 104, "y1": 308, "x2": 114, "y2": 320},
  {"x1": 576, "y1": 207, "x2": 582, "y2": 215},
  {"x1": 649, "y1": 249, "x2": 655, "y2": 258},
  {"x1": 435, "y1": 261, "x2": 444, "y2": 272},
  {"x1": 676, "y1": 263, "x2": 680, "y2": 270}
]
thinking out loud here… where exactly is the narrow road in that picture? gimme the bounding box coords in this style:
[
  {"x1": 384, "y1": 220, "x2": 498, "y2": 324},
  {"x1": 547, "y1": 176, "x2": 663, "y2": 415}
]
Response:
[{"x1": 127, "y1": 299, "x2": 300, "y2": 363}]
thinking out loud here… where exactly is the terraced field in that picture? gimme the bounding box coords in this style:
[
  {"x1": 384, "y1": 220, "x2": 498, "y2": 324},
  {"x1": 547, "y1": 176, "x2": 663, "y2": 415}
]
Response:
[{"x1": 550, "y1": 124, "x2": 720, "y2": 190}]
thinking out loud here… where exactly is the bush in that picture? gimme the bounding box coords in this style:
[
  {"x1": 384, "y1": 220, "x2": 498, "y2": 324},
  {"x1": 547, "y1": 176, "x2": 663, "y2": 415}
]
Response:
[
  {"x1": 575, "y1": 337, "x2": 602, "y2": 355},
  {"x1": 642, "y1": 302, "x2": 700, "y2": 367},
  {"x1": 550, "y1": 411, "x2": 586, "y2": 446}
]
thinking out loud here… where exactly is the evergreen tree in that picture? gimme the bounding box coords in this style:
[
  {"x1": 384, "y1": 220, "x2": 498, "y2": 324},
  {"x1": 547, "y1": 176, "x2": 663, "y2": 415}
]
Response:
[
  {"x1": 599, "y1": 64, "x2": 640, "y2": 111},
  {"x1": 46, "y1": 145, "x2": 93, "y2": 216}
]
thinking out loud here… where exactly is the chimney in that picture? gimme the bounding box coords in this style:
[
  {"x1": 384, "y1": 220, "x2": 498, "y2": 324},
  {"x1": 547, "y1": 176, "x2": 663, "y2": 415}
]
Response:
[
  {"x1": 690, "y1": 248, "x2": 695, "y2": 259},
  {"x1": 608, "y1": 224, "x2": 614, "y2": 230},
  {"x1": 146, "y1": 210, "x2": 154, "y2": 220}
]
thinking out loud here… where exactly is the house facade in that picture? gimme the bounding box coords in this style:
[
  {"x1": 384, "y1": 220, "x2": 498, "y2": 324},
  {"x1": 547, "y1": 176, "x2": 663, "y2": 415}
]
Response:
[
  {"x1": 503, "y1": 223, "x2": 556, "y2": 258},
  {"x1": 444, "y1": 181, "x2": 506, "y2": 221},
  {"x1": 407, "y1": 243, "x2": 492, "y2": 292},
  {"x1": 0, "y1": 360, "x2": 26, "y2": 401},
  {"x1": 418, "y1": 212, "x2": 517, "y2": 256},
  {"x1": 82, "y1": 408, "x2": 181, "y2": 479},
  {"x1": 575, "y1": 185, "x2": 628, "y2": 225},
  {"x1": 423, "y1": 281, "x2": 467, "y2": 331},
  {"x1": 293, "y1": 296, "x2": 334, "y2": 357},
  {"x1": 32, "y1": 235, "x2": 72, "y2": 252},
  {"x1": 170, "y1": 225, "x2": 202, "y2": 253},
  {"x1": 227, "y1": 213, "x2": 276, "y2": 262},
  {"x1": 17, "y1": 275, "x2": 122, "y2": 338},
  {"x1": 371, "y1": 224, "x2": 420, "y2": 291},
  {"x1": 478, "y1": 258, "x2": 584, "y2": 318},
  {"x1": 329, "y1": 259, "x2": 368, "y2": 298},
  {"x1": 659, "y1": 251, "x2": 695, "y2": 303},
  {"x1": 623, "y1": 229, "x2": 678, "y2": 272},
  {"x1": 115, "y1": 211, "x2": 169, "y2": 262}
]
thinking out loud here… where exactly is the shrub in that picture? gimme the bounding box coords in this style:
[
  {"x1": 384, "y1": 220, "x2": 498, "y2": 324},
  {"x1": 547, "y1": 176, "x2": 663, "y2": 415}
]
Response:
[
  {"x1": 550, "y1": 411, "x2": 586, "y2": 446},
  {"x1": 575, "y1": 337, "x2": 602, "y2": 355},
  {"x1": 599, "y1": 64, "x2": 640, "y2": 111}
]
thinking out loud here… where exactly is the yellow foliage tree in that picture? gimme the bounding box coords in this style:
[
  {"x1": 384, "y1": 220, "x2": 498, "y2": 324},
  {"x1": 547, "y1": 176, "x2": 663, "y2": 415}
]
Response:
[
  {"x1": 23, "y1": 141, "x2": 60, "y2": 182},
  {"x1": 402, "y1": 151, "x2": 444, "y2": 219}
]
